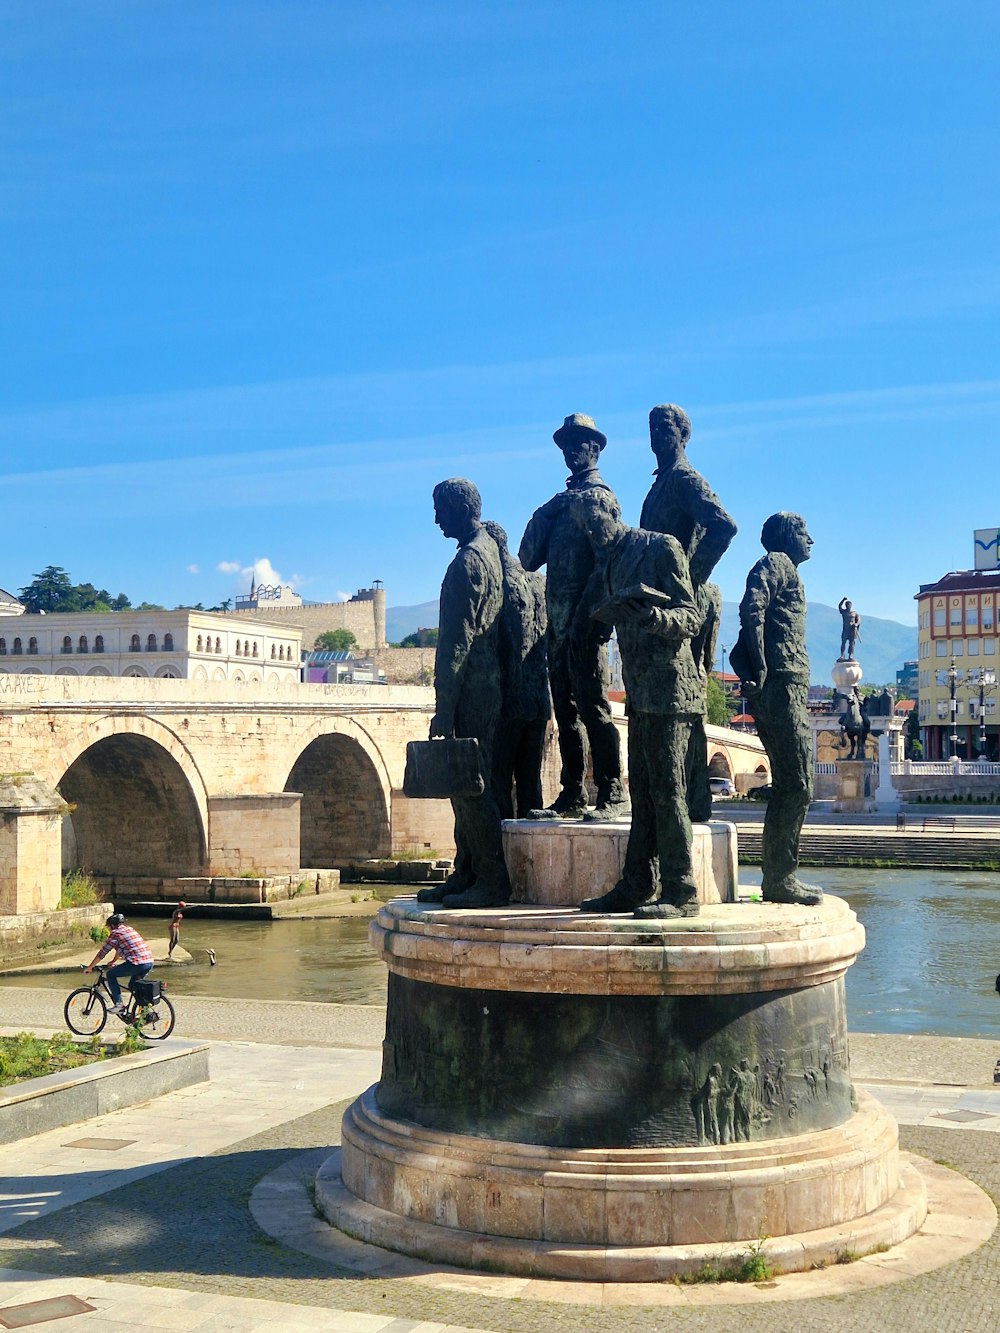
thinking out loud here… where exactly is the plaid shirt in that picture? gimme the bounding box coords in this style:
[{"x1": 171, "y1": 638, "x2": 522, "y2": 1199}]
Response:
[{"x1": 96, "y1": 925, "x2": 153, "y2": 966}]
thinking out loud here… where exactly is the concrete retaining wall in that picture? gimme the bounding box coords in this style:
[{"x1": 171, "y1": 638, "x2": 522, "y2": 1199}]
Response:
[
  {"x1": 0, "y1": 1039, "x2": 210, "y2": 1144},
  {"x1": 0, "y1": 902, "x2": 113, "y2": 962}
]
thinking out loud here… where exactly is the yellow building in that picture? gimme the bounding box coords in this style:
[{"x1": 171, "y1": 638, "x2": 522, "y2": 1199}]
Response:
[{"x1": 915, "y1": 570, "x2": 999, "y2": 760}]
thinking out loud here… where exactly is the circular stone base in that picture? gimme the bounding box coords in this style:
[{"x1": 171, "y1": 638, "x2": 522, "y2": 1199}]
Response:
[{"x1": 319, "y1": 1085, "x2": 926, "y2": 1281}]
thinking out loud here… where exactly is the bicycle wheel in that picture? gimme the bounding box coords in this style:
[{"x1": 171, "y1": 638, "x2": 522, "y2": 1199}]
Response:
[
  {"x1": 64, "y1": 987, "x2": 108, "y2": 1036},
  {"x1": 136, "y1": 995, "x2": 175, "y2": 1041}
]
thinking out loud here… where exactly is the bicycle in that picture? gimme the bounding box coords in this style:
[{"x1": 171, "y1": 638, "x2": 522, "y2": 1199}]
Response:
[{"x1": 64, "y1": 965, "x2": 176, "y2": 1041}]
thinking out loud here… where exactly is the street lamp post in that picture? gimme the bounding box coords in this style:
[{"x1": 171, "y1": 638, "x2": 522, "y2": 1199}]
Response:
[
  {"x1": 972, "y1": 667, "x2": 997, "y2": 758},
  {"x1": 948, "y1": 658, "x2": 959, "y2": 759}
]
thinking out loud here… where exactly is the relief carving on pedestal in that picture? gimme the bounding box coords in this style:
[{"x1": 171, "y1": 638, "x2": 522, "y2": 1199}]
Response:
[{"x1": 692, "y1": 1042, "x2": 849, "y2": 1144}]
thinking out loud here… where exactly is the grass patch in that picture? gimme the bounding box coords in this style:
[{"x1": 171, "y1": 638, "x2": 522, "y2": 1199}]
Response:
[
  {"x1": 58, "y1": 868, "x2": 100, "y2": 909},
  {"x1": 0, "y1": 1031, "x2": 110, "y2": 1088}
]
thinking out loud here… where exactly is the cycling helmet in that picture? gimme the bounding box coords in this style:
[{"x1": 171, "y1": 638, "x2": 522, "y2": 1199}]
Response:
[{"x1": 106, "y1": 912, "x2": 125, "y2": 928}]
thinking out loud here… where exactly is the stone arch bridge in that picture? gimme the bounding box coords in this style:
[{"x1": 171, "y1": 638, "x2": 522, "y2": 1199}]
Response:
[{"x1": 0, "y1": 674, "x2": 768, "y2": 897}]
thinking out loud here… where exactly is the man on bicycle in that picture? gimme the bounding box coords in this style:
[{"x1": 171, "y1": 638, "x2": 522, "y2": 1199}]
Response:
[{"x1": 85, "y1": 914, "x2": 154, "y2": 1017}]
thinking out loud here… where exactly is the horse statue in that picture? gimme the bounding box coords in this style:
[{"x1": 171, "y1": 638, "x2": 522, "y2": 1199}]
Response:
[{"x1": 834, "y1": 687, "x2": 871, "y2": 761}]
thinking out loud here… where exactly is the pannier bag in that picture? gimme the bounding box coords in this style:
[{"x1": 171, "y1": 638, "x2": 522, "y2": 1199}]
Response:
[{"x1": 131, "y1": 977, "x2": 161, "y2": 1005}]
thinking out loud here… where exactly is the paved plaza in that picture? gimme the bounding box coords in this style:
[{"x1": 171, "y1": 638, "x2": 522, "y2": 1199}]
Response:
[{"x1": 1, "y1": 988, "x2": 998, "y2": 1332}]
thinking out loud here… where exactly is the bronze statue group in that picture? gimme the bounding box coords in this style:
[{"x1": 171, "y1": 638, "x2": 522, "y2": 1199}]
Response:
[{"x1": 417, "y1": 405, "x2": 823, "y2": 916}]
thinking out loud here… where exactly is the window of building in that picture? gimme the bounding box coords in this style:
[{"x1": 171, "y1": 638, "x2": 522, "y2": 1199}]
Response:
[
  {"x1": 235, "y1": 640, "x2": 242, "y2": 655},
  {"x1": 164, "y1": 633, "x2": 173, "y2": 651},
  {"x1": 62, "y1": 636, "x2": 72, "y2": 654},
  {"x1": 28, "y1": 637, "x2": 37, "y2": 654},
  {"x1": 13, "y1": 638, "x2": 22, "y2": 655},
  {"x1": 196, "y1": 635, "x2": 203, "y2": 651},
  {"x1": 988, "y1": 700, "x2": 997, "y2": 716},
  {"x1": 983, "y1": 603, "x2": 995, "y2": 632},
  {"x1": 0, "y1": 638, "x2": 5, "y2": 655},
  {"x1": 933, "y1": 608, "x2": 945, "y2": 629},
  {"x1": 937, "y1": 700, "x2": 948, "y2": 718},
  {"x1": 985, "y1": 639, "x2": 996, "y2": 655},
  {"x1": 968, "y1": 639, "x2": 980, "y2": 656},
  {"x1": 215, "y1": 637, "x2": 221, "y2": 653},
  {"x1": 278, "y1": 646, "x2": 284, "y2": 660},
  {"x1": 244, "y1": 640, "x2": 249, "y2": 656},
  {"x1": 953, "y1": 641, "x2": 964, "y2": 656},
  {"x1": 147, "y1": 634, "x2": 157, "y2": 651},
  {"x1": 956, "y1": 701, "x2": 965, "y2": 716},
  {"x1": 78, "y1": 636, "x2": 88, "y2": 653},
  {"x1": 130, "y1": 634, "x2": 141, "y2": 651},
  {"x1": 94, "y1": 635, "x2": 104, "y2": 653},
  {"x1": 252, "y1": 642, "x2": 257, "y2": 657},
  {"x1": 936, "y1": 640, "x2": 948, "y2": 657},
  {"x1": 270, "y1": 645, "x2": 276, "y2": 659},
  {"x1": 950, "y1": 602, "x2": 962, "y2": 629},
  {"x1": 967, "y1": 605, "x2": 979, "y2": 630}
]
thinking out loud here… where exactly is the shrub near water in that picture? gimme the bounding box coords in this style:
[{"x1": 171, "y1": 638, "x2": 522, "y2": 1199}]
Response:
[{"x1": 59, "y1": 868, "x2": 100, "y2": 909}]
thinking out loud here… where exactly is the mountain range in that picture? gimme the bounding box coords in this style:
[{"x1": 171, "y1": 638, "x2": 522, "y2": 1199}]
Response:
[{"x1": 387, "y1": 599, "x2": 916, "y2": 688}]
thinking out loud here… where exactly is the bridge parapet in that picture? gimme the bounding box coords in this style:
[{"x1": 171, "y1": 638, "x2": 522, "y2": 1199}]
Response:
[{"x1": 0, "y1": 673, "x2": 435, "y2": 713}]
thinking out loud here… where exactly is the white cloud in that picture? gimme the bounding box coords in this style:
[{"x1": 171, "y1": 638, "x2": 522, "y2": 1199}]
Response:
[
  {"x1": 216, "y1": 560, "x2": 241, "y2": 574},
  {"x1": 186, "y1": 563, "x2": 199, "y2": 574},
  {"x1": 336, "y1": 589, "x2": 351, "y2": 602},
  {"x1": 233, "y1": 558, "x2": 299, "y2": 597}
]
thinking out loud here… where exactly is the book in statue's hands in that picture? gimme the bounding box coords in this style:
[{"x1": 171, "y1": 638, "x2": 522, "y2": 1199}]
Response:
[{"x1": 591, "y1": 583, "x2": 673, "y2": 625}]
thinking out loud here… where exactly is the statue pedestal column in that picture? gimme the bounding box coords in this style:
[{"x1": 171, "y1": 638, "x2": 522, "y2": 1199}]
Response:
[
  {"x1": 833, "y1": 759, "x2": 876, "y2": 814},
  {"x1": 875, "y1": 729, "x2": 902, "y2": 812}
]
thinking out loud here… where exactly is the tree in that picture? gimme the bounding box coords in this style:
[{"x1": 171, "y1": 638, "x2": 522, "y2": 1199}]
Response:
[
  {"x1": 706, "y1": 675, "x2": 737, "y2": 727},
  {"x1": 18, "y1": 566, "x2": 77, "y2": 613},
  {"x1": 315, "y1": 629, "x2": 358, "y2": 652},
  {"x1": 906, "y1": 704, "x2": 921, "y2": 758},
  {"x1": 18, "y1": 567, "x2": 132, "y2": 613}
]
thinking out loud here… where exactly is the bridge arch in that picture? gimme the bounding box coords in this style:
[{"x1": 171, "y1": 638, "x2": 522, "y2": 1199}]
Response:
[
  {"x1": 54, "y1": 718, "x2": 209, "y2": 879},
  {"x1": 707, "y1": 745, "x2": 735, "y2": 781},
  {"x1": 284, "y1": 717, "x2": 393, "y2": 863}
]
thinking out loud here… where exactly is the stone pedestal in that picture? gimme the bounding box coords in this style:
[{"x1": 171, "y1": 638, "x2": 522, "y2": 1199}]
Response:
[
  {"x1": 319, "y1": 894, "x2": 926, "y2": 1279},
  {"x1": 833, "y1": 759, "x2": 875, "y2": 814},
  {"x1": 502, "y1": 818, "x2": 736, "y2": 907},
  {"x1": 875, "y1": 729, "x2": 902, "y2": 812},
  {"x1": 0, "y1": 774, "x2": 65, "y2": 917}
]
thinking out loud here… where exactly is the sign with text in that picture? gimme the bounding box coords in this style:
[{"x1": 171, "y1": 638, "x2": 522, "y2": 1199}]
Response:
[{"x1": 974, "y1": 528, "x2": 1000, "y2": 570}]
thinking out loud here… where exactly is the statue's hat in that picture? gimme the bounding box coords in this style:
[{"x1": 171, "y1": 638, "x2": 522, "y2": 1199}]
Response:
[{"x1": 553, "y1": 413, "x2": 607, "y2": 451}]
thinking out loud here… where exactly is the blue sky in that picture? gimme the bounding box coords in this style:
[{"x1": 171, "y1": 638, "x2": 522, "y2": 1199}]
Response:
[{"x1": 2, "y1": 2, "x2": 998, "y2": 622}]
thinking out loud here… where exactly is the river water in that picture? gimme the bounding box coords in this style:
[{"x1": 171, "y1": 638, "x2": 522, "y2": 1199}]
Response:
[{"x1": 5, "y1": 869, "x2": 999, "y2": 1038}]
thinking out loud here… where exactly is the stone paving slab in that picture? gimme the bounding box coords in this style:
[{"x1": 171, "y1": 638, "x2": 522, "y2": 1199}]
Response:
[
  {"x1": 0, "y1": 1270, "x2": 492, "y2": 1331},
  {"x1": 0, "y1": 1093, "x2": 998, "y2": 1332},
  {"x1": 0, "y1": 1041, "x2": 379, "y2": 1232}
]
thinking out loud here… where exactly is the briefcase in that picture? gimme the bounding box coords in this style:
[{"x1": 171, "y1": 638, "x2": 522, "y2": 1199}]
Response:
[{"x1": 403, "y1": 738, "x2": 485, "y2": 799}]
